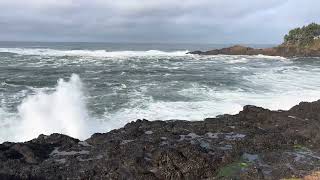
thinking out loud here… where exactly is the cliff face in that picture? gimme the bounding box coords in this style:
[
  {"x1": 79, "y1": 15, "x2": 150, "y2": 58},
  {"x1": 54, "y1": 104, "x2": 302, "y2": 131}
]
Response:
[{"x1": 1, "y1": 100, "x2": 320, "y2": 179}]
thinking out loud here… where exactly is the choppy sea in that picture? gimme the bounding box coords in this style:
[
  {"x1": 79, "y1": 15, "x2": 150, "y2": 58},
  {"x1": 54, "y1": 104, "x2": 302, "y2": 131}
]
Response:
[{"x1": 1, "y1": 42, "x2": 320, "y2": 142}]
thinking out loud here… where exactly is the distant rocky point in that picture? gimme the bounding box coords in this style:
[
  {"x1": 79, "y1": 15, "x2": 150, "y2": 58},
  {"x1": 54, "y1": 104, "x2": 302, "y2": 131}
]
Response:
[
  {"x1": 189, "y1": 23, "x2": 320, "y2": 57},
  {"x1": 1, "y1": 100, "x2": 320, "y2": 179}
]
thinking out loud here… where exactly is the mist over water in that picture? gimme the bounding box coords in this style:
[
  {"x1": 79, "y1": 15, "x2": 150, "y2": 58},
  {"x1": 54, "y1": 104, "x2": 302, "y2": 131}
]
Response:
[{"x1": 1, "y1": 42, "x2": 320, "y2": 142}]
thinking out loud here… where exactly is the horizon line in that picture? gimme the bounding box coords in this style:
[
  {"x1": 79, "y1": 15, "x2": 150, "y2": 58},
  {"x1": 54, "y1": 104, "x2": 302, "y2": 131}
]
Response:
[{"x1": 0, "y1": 40, "x2": 278, "y2": 45}]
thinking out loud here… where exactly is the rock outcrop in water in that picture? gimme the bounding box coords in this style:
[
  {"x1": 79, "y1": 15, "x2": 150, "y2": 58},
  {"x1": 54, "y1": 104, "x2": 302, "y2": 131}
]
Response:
[
  {"x1": 189, "y1": 23, "x2": 320, "y2": 57},
  {"x1": 188, "y1": 43, "x2": 320, "y2": 57},
  {"x1": 1, "y1": 100, "x2": 320, "y2": 179}
]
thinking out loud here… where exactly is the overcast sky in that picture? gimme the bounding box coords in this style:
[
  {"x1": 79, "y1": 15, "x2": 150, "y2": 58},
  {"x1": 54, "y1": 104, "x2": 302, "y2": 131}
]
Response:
[{"x1": 0, "y1": 0, "x2": 319, "y2": 43}]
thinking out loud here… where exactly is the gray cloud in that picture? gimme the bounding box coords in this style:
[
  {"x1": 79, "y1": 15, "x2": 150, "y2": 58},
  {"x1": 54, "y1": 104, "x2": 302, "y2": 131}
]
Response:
[{"x1": 0, "y1": 0, "x2": 319, "y2": 43}]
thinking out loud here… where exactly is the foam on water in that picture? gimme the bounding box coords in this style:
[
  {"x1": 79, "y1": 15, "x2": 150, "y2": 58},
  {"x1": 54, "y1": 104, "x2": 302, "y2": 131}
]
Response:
[
  {"x1": 99, "y1": 63, "x2": 320, "y2": 129},
  {"x1": 2, "y1": 66, "x2": 320, "y2": 143},
  {"x1": 254, "y1": 54, "x2": 287, "y2": 60},
  {"x1": 0, "y1": 48, "x2": 189, "y2": 57},
  {"x1": 1, "y1": 48, "x2": 320, "y2": 143},
  {"x1": 101, "y1": 87, "x2": 320, "y2": 127}
]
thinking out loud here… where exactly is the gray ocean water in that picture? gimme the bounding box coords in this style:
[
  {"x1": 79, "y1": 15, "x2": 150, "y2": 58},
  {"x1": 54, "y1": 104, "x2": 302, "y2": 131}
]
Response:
[{"x1": 1, "y1": 42, "x2": 320, "y2": 142}]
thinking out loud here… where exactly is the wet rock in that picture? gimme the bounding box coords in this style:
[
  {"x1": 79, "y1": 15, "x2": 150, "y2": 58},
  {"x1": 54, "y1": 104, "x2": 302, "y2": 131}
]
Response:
[{"x1": 1, "y1": 100, "x2": 320, "y2": 179}]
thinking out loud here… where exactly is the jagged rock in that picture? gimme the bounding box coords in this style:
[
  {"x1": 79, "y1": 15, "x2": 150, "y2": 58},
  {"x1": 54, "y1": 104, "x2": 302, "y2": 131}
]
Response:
[{"x1": 1, "y1": 100, "x2": 320, "y2": 179}]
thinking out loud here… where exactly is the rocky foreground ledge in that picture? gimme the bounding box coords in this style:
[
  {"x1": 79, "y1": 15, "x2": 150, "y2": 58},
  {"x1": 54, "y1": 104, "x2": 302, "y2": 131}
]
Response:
[{"x1": 1, "y1": 101, "x2": 320, "y2": 179}]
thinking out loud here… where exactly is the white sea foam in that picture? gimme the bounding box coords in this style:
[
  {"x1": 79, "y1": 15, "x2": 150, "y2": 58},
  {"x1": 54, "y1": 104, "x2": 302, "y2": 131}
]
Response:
[
  {"x1": 254, "y1": 54, "x2": 287, "y2": 60},
  {"x1": 99, "y1": 87, "x2": 320, "y2": 130},
  {"x1": 0, "y1": 48, "x2": 189, "y2": 57},
  {"x1": 99, "y1": 64, "x2": 320, "y2": 128},
  {"x1": 1, "y1": 55, "x2": 320, "y2": 143},
  {"x1": 225, "y1": 57, "x2": 249, "y2": 64},
  {"x1": 191, "y1": 54, "x2": 288, "y2": 63}
]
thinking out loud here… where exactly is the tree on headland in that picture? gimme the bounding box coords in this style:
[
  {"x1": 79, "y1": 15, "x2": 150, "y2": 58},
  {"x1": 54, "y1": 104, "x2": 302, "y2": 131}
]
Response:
[{"x1": 284, "y1": 23, "x2": 320, "y2": 47}]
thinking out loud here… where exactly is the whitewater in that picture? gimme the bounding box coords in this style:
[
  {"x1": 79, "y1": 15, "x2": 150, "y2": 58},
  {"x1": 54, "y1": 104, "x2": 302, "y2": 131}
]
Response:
[{"x1": 1, "y1": 43, "x2": 320, "y2": 142}]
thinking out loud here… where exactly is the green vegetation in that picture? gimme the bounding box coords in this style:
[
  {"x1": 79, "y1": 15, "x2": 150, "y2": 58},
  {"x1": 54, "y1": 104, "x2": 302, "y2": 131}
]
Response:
[
  {"x1": 284, "y1": 23, "x2": 320, "y2": 47},
  {"x1": 216, "y1": 161, "x2": 249, "y2": 178},
  {"x1": 293, "y1": 144, "x2": 304, "y2": 150}
]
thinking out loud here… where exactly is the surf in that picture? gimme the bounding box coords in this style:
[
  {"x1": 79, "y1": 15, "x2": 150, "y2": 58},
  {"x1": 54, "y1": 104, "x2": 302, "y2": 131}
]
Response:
[{"x1": 0, "y1": 48, "x2": 190, "y2": 57}]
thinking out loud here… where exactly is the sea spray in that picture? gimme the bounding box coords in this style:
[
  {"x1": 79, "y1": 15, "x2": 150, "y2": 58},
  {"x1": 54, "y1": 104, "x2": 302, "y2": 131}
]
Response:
[{"x1": 17, "y1": 74, "x2": 90, "y2": 141}]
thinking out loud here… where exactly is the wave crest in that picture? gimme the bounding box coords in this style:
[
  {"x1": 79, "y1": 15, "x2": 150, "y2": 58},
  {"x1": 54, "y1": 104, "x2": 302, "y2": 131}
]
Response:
[
  {"x1": 0, "y1": 48, "x2": 189, "y2": 57},
  {"x1": 16, "y1": 74, "x2": 90, "y2": 141}
]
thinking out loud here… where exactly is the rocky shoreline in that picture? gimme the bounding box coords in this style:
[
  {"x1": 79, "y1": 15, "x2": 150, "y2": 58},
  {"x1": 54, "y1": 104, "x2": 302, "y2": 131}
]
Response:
[
  {"x1": 188, "y1": 44, "x2": 320, "y2": 57},
  {"x1": 1, "y1": 100, "x2": 320, "y2": 179},
  {"x1": 189, "y1": 23, "x2": 320, "y2": 57}
]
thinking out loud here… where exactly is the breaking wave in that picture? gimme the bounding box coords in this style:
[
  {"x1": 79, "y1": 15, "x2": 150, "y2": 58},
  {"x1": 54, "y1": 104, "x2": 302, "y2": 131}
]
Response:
[
  {"x1": 2, "y1": 66, "x2": 320, "y2": 143},
  {"x1": 0, "y1": 74, "x2": 93, "y2": 142},
  {"x1": 1, "y1": 44, "x2": 320, "y2": 143},
  {"x1": 0, "y1": 48, "x2": 189, "y2": 57}
]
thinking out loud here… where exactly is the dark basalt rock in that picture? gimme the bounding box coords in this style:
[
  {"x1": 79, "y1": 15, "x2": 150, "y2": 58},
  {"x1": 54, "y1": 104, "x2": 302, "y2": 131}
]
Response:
[
  {"x1": 1, "y1": 100, "x2": 320, "y2": 179},
  {"x1": 188, "y1": 44, "x2": 320, "y2": 57}
]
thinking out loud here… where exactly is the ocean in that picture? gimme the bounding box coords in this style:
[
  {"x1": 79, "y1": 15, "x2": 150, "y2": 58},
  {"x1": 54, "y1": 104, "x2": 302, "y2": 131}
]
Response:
[{"x1": 1, "y1": 42, "x2": 320, "y2": 142}]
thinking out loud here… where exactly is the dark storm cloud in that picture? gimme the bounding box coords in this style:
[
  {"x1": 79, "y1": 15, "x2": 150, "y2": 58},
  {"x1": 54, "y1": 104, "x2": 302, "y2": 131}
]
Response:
[{"x1": 0, "y1": 0, "x2": 319, "y2": 43}]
